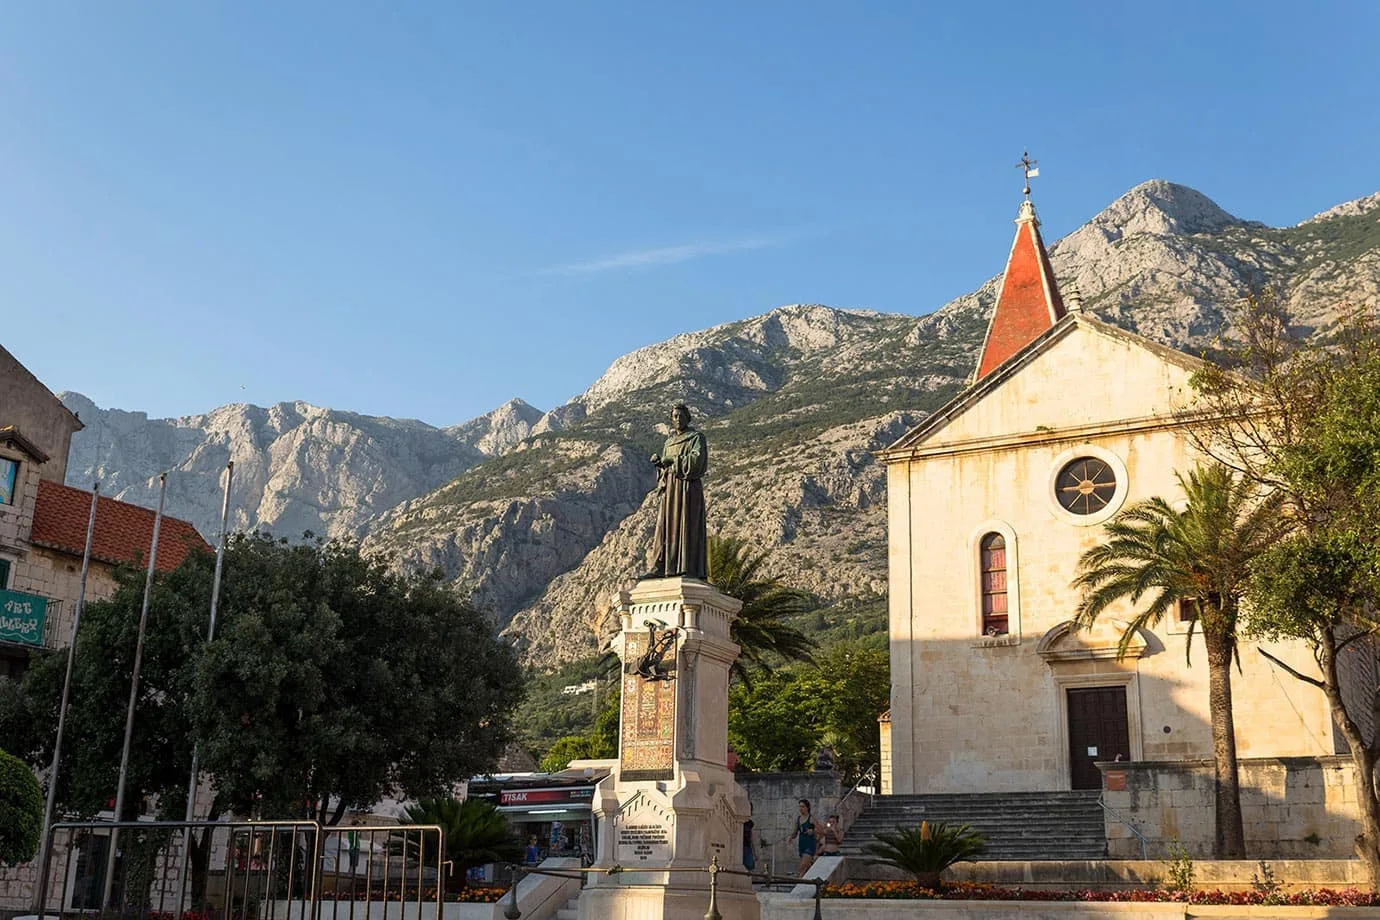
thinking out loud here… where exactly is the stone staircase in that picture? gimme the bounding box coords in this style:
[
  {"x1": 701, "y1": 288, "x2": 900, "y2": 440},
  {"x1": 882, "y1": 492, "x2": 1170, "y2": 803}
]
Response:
[
  {"x1": 555, "y1": 890, "x2": 580, "y2": 920},
  {"x1": 843, "y1": 790, "x2": 1107, "y2": 868}
]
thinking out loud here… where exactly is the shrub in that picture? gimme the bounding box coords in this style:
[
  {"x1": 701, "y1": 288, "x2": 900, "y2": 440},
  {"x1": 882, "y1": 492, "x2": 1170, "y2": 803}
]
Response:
[
  {"x1": 1163, "y1": 839, "x2": 1196, "y2": 898},
  {"x1": 0, "y1": 747, "x2": 43, "y2": 865},
  {"x1": 397, "y1": 798, "x2": 523, "y2": 895},
  {"x1": 1251, "y1": 860, "x2": 1284, "y2": 905},
  {"x1": 862, "y1": 821, "x2": 987, "y2": 888}
]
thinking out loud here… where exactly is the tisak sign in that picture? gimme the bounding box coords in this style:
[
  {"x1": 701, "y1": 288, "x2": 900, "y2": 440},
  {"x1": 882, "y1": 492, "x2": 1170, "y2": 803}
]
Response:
[{"x1": 0, "y1": 589, "x2": 48, "y2": 647}]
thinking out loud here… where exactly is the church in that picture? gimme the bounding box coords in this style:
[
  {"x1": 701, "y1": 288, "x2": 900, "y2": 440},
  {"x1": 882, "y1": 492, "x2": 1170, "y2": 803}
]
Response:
[{"x1": 876, "y1": 182, "x2": 1336, "y2": 801}]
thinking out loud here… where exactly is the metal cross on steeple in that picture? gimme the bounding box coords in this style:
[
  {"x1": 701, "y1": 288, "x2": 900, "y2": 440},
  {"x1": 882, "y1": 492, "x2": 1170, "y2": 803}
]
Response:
[{"x1": 1016, "y1": 150, "x2": 1040, "y2": 198}]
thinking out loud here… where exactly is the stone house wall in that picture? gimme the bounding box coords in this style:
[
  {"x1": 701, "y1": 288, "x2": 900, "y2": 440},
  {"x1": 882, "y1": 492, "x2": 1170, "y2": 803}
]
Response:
[{"x1": 0, "y1": 344, "x2": 81, "y2": 483}]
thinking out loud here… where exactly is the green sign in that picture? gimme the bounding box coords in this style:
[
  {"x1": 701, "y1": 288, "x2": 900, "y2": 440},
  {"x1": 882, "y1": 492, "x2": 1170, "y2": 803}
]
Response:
[{"x1": 0, "y1": 589, "x2": 48, "y2": 647}]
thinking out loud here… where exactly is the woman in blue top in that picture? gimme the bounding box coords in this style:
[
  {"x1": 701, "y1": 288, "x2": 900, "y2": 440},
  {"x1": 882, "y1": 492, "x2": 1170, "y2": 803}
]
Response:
[{"x1": 789, "y1": 799, "x2": 817, "y2": 876}]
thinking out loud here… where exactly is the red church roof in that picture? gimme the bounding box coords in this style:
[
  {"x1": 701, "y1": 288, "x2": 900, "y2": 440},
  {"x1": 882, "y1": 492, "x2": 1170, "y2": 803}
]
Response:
[
  {"x1": 31, "y1": 480, "x2": 211, "y2": 573},
  {"x1": 974, "y1": 198, "x2": 1067, "y2": 381}
]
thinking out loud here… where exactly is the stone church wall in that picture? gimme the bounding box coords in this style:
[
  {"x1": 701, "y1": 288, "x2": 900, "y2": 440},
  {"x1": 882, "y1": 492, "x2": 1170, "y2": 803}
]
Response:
[{"x1": 885, "y1": 323, "x2": 1335, "y2": 796}]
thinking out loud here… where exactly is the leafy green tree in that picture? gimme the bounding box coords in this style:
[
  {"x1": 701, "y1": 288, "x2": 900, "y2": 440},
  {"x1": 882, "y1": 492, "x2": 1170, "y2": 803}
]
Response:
[
  {"x1": 727, "y1": 642, "x2": 888, "y2": 777},
  {"x1": 0, "y1": 747, "x2": 43, "y2": 865},
  {"x1": 0, "y1": 561, "x2": 210, "y2": 820},
  {"x1": 1073, "y1": 464, "x2": 1287, "y2": 858},
  {"x1": 190, "y1": 534, "x2": 525, "y2": 822},
  {"x1": 399, "y1": 798, "x2": 522, "y2": 894},
  {"x1": 708, "y1": 535, "x2": 817, "y2": 683},
  {"x1": 0, "y1": 534, "x2": 524, "y2": 899},
  {"x1": 1191, "y1": 297, "x2": 1380, "y2": 881},
  {"x1": 539, "y1": 737, "x2": 595, "y2": 774},
  {"x1": 727, "y1": 670, "x2": 822, "y2": 772},
  {"x1": 862, "y1": 821, "x2": 987, "y2": 889}
]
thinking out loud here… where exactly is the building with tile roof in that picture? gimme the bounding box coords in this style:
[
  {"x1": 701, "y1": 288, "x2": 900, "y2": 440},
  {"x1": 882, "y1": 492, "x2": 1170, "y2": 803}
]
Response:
[
  {"x1": 875, "y1": 181, "x2": 1349, "y2": 857},
  {"x1": 0, "y1": 345, "x2": 210, "y2": 679}
]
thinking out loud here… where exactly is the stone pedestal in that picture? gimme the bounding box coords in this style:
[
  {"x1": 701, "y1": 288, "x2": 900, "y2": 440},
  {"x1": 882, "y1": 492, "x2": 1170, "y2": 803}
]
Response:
[{"x1": 578, "y1": 577, "x2": 760, "y2": 920}]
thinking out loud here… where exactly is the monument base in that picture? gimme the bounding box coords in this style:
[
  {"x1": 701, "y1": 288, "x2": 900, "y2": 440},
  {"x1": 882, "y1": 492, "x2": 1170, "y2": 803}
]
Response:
[
  {"x1": 578, "y1": 884, "x2": 760, "y2": 920},
  {"x1": 578, "y1": 577, "x2": 760, "y2": 920}
]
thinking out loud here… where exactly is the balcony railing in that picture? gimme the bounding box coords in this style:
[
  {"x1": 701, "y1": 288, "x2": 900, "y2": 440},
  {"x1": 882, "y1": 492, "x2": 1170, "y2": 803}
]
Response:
[{"x1": 0, "y1": 587, "x2": 65, "y2": 651}]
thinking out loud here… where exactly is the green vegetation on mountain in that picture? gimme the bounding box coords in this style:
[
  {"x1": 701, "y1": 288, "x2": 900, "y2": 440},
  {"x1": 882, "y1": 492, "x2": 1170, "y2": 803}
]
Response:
[{"x1": 512, "y1": 656, "x2": 619, "y2": 758}]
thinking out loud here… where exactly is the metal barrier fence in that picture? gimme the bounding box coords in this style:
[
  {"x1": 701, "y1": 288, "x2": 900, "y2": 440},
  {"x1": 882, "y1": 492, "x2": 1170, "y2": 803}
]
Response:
[{"x1": 34, "y1": 821, "x2": 444, "y2": 920}]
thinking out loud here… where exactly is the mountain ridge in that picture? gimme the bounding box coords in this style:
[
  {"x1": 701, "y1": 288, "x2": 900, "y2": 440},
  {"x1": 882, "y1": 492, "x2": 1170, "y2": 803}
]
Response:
[{"x1": 58, "y1": 179, "x2": 1380, "y2": 667}]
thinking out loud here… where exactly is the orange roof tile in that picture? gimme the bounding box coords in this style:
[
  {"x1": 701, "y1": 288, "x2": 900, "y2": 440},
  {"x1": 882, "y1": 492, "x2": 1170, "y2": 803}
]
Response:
[
  {"x1": 975, "y1": 199, "x2": 1067, "y2": 380},
  {"x1": 31, "y1": 480, "x2": 211, "y2": 573}
]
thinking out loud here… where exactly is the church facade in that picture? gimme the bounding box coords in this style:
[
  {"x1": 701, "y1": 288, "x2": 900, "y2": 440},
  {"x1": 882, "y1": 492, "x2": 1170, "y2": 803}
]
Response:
[{"x1": 877, "y1": 193, "x2": 1334, "y2": 796}]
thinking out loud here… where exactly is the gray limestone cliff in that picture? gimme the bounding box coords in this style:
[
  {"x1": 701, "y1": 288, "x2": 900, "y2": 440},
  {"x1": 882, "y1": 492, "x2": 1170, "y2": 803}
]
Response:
[{"x1": 61, "y1": 394, "x2": 539, "y2": 540}]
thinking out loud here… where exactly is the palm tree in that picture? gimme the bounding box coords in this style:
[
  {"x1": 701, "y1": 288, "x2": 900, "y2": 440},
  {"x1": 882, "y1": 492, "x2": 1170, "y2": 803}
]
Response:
[
  {"x1": 1072, "y1": 463, "x2": 1287, "y2": 858},
  {"x1": 863, "y1": 821, "x2": 987, "y2": 889},
  {"x1": 399, "y1": 798, "x2": 523, "y2": 894},
  {"x1": 708, "y1": 535, "x2": 817, "y2": 683}
]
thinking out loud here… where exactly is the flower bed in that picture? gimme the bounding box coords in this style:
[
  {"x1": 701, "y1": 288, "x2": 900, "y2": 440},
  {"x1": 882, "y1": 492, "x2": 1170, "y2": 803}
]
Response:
[
  {"x1": 823, "y1": 880, "x2": 1380, "y2": 907},
  {"x1": 331, "y1": 884, "x2": 507, "y2": 902}
]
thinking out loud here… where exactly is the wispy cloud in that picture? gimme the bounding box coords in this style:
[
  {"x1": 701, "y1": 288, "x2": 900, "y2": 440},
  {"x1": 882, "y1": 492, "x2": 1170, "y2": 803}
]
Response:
[{"x1": 541, "y1": 232, "x2": 793, "y2": 276}]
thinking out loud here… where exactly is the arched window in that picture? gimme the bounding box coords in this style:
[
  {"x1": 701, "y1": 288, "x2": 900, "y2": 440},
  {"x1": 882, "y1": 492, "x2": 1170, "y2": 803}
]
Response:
[{"x1": 980, "y1": 533, "x2": 1008, "y2": 636}]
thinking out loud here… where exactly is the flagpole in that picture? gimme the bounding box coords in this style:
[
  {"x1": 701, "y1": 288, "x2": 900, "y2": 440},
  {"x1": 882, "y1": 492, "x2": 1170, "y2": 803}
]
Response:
[
  {"x1": 176, "y1": 461, "x2": 233, "y2": 913},
  {"x1": 104, "y1": 472, "x2": 167, "y2": 908},
  {"x1": 31, "y1": 482, "x2": 100, "y2": 915}
]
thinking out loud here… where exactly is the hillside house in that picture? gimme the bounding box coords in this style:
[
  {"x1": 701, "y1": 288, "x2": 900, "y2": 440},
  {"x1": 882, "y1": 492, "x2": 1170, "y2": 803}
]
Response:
[{"x1": 0, "y1": 344, "x2": 208, "y2": 678}]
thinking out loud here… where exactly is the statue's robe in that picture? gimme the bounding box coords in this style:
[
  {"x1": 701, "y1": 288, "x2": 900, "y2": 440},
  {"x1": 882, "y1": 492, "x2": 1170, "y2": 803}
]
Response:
[{"x1": 650, "y1": 427, "x2": 708, "y2": 579}]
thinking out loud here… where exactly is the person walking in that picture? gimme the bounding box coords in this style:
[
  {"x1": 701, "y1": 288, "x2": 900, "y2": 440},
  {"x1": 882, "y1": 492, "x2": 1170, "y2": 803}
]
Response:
[
  {"x1": 789, "y1": 799, "x2": 817, "y2": 876},
  {"x1": 742, "y1": 804, "x2": 757, "y2": 872},
  {"x1": 818, "y1": 814, "x2": 844, "y2": 858}
]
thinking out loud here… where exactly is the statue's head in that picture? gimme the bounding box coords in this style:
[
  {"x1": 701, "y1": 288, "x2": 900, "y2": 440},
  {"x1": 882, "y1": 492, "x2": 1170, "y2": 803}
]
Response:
[{"x1": 671, "y1": 404, "x2": 691, "y2": 431}]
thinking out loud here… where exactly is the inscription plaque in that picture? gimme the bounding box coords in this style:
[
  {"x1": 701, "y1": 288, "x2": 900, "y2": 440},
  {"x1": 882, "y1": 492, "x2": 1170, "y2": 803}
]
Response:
[{"x1": 616, "y1": 823, "x2": 672, "y2": 864}]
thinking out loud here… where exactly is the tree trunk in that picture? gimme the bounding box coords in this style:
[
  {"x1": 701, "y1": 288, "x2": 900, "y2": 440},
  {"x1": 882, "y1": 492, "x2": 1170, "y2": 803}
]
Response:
[
  {"x1": 189, "y1": 828, "x2": 211, "y2": 910},
  {"x1": 1316, "y1": 630, "x2": 1380, "y2": 886},
  {"x1": 1205, "y1": 632, "x2": 1246, "y2": 858},
  {"x1": 446, "y1": 861, "x2": 468, "y2": 896},
  {"x1": 913, "y1": 870, "x2": 942, "y2": 889},
  {"x1": 1353, "y1": 750, "x2": 1380, "y2": 887}
]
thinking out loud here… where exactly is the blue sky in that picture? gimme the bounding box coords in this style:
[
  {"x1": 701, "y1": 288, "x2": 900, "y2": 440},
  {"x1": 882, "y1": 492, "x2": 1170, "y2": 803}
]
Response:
[{"x1": 2, "y1": 2, "x2": 1376, "y2": 426}]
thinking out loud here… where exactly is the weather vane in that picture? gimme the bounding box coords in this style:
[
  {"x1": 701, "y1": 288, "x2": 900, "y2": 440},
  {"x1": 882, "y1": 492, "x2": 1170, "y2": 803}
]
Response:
[{"x1": 1016, "y1": 150, "x2": 1040, "y2": 198}]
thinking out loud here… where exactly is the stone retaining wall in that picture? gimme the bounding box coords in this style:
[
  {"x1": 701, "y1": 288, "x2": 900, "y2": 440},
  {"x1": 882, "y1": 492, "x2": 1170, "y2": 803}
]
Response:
[
  {"x1": 1098, "y1": 757, "x2": 1360, "y2": 859},
  {"x1": 947, "y1": 858, "x2": 1367, "y2": 893},
  {"x1": 739, "y1": 771, "x2": 845, "y2": 873},
  {"x1": 758, "y1": 894, "x2": 1380, "y2": 919}
]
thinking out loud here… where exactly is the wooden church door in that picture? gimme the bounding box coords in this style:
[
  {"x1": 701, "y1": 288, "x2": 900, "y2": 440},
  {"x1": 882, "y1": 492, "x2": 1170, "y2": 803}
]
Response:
[{"x1": 1066, "y1": 686, "x2": 1130, "y2": 789}]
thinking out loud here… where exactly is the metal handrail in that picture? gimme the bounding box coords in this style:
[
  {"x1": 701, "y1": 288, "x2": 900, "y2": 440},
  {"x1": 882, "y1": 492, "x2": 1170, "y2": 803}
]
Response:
[
  {"x1": 503, "y1": 858, "x2": 825, "y2": 920},
  {"x1": 838, "y1": 762, "x2": 879, "y2": 814},
  {"x1": 1097, "y1": 791, "x2": 1148, "y2": 860}
]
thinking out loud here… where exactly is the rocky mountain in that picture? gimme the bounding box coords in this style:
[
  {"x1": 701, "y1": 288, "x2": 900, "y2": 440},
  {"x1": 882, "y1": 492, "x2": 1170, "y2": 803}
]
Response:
[
  {"x1": 365, "y1": 180, "x2": 1380, "y2": 666},
  {"x1": 362, "y1": 305, "x2": 969, "y2": 634},
  {"x1": 63, "y1": 180, "x2": 1380, "y2": 668},
  {"x1": 61, "y1": 394, "x2": 540, "y2": 540}
]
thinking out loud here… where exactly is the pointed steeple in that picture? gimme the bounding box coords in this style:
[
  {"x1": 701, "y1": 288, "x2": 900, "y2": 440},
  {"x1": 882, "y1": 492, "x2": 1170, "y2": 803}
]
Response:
[{"x1": 974, "y1": 156, "x2": 1067, "y2": 381}]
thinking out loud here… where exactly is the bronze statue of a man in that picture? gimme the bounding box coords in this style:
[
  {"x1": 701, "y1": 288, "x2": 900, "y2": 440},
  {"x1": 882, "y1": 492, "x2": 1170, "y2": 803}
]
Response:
[{"x1": 642, "y1": 404, "x2": 708, "y2": 580}]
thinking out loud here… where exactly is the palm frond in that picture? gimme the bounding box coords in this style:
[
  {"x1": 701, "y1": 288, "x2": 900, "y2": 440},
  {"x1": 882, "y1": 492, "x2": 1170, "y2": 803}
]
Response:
[
  {"x1": 709, "y1": 535, "x2": 817, "y2": 685},
  {"x1": 1072, "y1": 462, "x2": 1291, "y2": 664}
]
